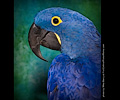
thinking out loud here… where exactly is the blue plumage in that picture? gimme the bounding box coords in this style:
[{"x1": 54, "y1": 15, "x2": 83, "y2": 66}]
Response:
[
  {"x1": 34, "y1": 7, "x2": 101, "y2": 100},
  {"x1": 47, "y1": 53, "x2": 101, "y2": 100}
]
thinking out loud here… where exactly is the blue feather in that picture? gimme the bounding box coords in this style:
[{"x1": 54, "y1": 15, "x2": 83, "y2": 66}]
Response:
[{"x1": 47, "y1": 53, "x2": 101, "y2": 100}]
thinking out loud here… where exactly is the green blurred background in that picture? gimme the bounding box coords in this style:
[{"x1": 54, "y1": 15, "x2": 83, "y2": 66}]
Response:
[{"x1": 14, "y1": 0, "x2": 101, "y2": 100}]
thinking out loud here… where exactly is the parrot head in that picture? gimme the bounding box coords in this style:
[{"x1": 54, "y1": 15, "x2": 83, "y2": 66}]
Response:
[{"x1": 28, "y1": 7, "x2": 101, "y2": 62}]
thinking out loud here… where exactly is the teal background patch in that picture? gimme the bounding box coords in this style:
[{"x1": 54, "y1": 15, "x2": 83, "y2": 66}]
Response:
[{"x1": 14, "y1": 0, "x2": 101, "y2": 100}]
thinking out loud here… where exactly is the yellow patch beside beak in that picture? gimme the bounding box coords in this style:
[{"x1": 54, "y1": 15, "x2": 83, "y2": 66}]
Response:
[{"x1": 54, "y1": 33, "x2": 61, "y2": 45}]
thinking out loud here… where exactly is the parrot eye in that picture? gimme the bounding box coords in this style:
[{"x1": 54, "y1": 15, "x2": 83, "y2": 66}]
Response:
[
  {"x1": 51, "y1": 16, "x2": 62, "y2": 26},
  {"x1": 53, "y1": 18, "x2": 59, "y2": 24}
]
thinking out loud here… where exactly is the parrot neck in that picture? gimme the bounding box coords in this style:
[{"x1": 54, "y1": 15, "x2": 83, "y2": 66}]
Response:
[{"x1": 60, "y1": 34, "x2": 101, "y2": 64}]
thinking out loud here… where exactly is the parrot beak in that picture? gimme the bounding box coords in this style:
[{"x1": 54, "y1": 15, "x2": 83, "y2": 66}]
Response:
[{"x1": 28, "y1": 23, "x2": 61, "y2": 62}]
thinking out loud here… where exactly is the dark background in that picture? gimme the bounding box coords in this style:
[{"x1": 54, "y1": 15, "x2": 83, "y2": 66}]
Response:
[{"x1": 14, "y1": 0, "x2": 101, "y2": 100}]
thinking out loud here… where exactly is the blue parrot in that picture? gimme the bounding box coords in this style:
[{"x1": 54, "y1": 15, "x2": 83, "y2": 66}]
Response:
[{"x1": 28, "y1": 7, "x2": 101, "y2": 100}]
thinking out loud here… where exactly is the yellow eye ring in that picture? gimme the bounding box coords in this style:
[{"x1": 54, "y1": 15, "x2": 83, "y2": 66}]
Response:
[{"x1": 51, "y1": 16, "x2": 63, "y2": 26}]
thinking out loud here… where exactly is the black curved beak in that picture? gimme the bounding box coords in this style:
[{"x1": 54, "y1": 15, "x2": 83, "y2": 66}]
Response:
[{"x1": 28, "y1": 23, "x2": 61, "y2": 62}]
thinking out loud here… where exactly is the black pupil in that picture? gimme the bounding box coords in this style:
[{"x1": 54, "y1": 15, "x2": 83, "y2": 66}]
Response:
[{"x1": 53, "y1": 18, "x2": 59, "y2": 24}]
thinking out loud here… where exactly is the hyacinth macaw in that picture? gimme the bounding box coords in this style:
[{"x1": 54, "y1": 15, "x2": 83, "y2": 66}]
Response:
[{"x1": 28, "y1": 7, "x2": 101, "y2": 100}]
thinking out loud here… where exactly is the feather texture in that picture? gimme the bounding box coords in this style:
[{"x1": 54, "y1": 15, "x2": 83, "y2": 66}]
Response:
[{"x1": 47, "y1": 53, "x2": 101, "y2": 100}]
